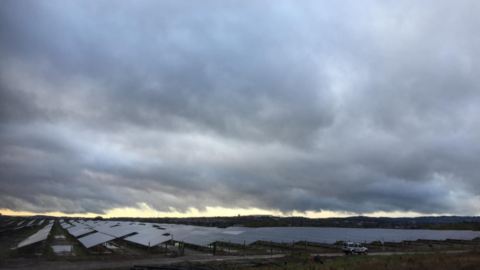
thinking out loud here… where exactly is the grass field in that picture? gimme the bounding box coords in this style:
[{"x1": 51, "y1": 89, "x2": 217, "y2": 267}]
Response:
[
  {"x1": 124, "y1": 251, "x2": 480, "y2": 270},
  {"x1": 276, "y1": 251, "x2": 480, "y2": 270}
]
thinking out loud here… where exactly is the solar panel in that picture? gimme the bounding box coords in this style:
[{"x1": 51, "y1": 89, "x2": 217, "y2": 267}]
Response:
[
  {"x1": 78, "y1": 232, "x2": 116, "y2": 249},
  {"x1": 44, "y1": 221, "x2": 480, "y2": 248},
  {"x1": 124, "y1": 231, "x2": 171, "y2": 246},
  {"x1": 61, "y1": 223, "x2": 74, "y2": 229},
  {"x1": 17, "y1": 224, "x2": 54, "y2": 248},
  {"x1": 69, "y1": 227, "x2": 95, "y2": 237}
]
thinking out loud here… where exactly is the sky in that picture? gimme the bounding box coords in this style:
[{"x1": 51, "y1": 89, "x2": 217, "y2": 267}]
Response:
[{"x1": 1, "y1": 0, "x2": 480, "y2": 218}]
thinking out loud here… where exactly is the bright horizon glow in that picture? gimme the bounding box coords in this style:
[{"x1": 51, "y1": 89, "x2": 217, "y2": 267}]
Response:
[{"x1": 0, "y1": 207, "x2": 451, "y2": 219}]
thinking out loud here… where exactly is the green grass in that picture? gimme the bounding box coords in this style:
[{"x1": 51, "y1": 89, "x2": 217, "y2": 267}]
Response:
[
  {"x1": 0, "y1": 249, "x2": 18, "y2": 259},
  {"x1": 42, "y1": 246, "x2": 57, "y2": 260},
  {"x1": 285, "y1": 253, "x2": 311, "y2": 259},
  {"x1": 122, "y1": 242, "x2": 149, "y2": 255},
  {"x1": 91, "y1": 252, "x2": 480, "y2": 270},
  {"x1": 72, "y1": 243, "x2": 89, "y2": 256}
]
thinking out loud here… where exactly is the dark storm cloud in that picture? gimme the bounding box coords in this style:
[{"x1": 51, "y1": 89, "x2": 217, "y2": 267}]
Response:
[{"x1": 1, "y1": 0, "x2": 480, "y2": 216}]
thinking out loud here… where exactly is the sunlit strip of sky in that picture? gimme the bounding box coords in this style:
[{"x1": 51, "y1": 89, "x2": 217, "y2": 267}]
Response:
[{"x1": 1, "y1": 1, "x2": 480, "y2": 217}]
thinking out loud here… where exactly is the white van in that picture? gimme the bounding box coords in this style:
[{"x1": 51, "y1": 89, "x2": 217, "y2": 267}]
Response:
[{"x1": 342, "y1": 242, "x2": 368, "y2": 255}]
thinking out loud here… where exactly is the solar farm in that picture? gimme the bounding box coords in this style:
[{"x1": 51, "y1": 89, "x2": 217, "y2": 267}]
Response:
[
  {"x1": 3, "y1": 218, "x2": 480, "y2": 260},
  {"x1": 65, "y1": 220, "x2": 480, "y2": 248}
]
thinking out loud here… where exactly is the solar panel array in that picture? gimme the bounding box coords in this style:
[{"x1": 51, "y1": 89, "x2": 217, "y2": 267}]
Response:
[
  {"x1": 123, "y1": 228, "x2": 171, "y2": 246},
  {"x1": 17, "y1": 222, "x2": 54, "y2": 248},
  {"x1": 60, "y1": 219, "x2": 76, "y2": 228},
  {"x1": 61, "y1": 220, "x2": 480, "y2": 249},
  {"x1": 78, "y1": 232, "x2": 116, "y2": 248},
  {"x1": 67, "y1": 226, "x2": 95, "y2": 237}
]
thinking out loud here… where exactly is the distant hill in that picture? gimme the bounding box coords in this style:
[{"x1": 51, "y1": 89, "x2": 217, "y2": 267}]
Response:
[
  {"x1": 3, "y1": 214, "x2": 479, "y2": 230},
  {"x1": 343, "y1": 216, "x2": 480, "y2": 224}
]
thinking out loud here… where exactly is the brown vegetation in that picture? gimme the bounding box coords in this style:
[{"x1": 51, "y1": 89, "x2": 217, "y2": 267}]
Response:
[{"x1": 277, "y1": 251, "x2": 480, "y2": 270}]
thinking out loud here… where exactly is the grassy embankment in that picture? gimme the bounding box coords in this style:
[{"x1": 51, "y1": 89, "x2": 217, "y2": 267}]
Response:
[{"x1": 272, "y1": 251, "x2": 480, "y2": 270}]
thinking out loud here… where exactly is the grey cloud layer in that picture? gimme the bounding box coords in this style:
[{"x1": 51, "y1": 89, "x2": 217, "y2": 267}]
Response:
[{"x1": 1, "y1": 0, "x2": 480, "y2": 215}]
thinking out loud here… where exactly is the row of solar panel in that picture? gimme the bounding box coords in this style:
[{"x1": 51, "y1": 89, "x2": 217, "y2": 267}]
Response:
[
  {"x1": 62, "y1": 220, "x2": 480, "y2": 249},
  {"x1": 16, "y1": 220, "x2": 54, "y2": 248},
  {"x1": 4, "y1": 219, "x2": 46, "y2": 227}
]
